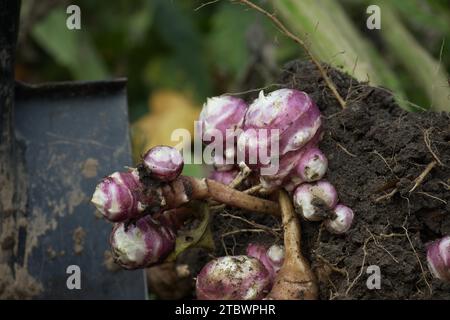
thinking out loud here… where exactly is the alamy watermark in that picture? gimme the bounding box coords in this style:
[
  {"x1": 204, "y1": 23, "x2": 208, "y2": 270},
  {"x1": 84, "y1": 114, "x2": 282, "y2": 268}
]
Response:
[
  {"x1": 366, "y1": 265, "x2": 381, "y2": 290},
  {"x1": 366, "y1": 5, "x2": 381, "y2": 30},
  {"x1": 66, "y1": 5, "x2": 81, "y2": 30},
  {"x1": 171, "y1": 123, "x2": 280, "y2": 175},
  {"x1": 66, "y1": 265, "x2": 81, "y2": 290}
]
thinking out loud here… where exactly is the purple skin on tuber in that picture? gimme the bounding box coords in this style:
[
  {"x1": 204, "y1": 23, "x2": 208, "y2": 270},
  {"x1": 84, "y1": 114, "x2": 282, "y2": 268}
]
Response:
[
  {"x1": 110, "y1": 214, "x2": 176, "y2": 269},
  {"x1": 324, "y1": 204, "x2": 354, "y2": 234},
  {"x1": 246, "y1": 243, "x2": 284, "y2": 285},
  {"x1": 293, "y1": 180, "x2": 338, "y2": 221},
  {"x1": 91, "y1": 170, "x2": 146, "y2": 222},
  {"x1": 259, "y1": 131, "x2": 326, "y2": 191},
  {"x1": 143, "y1": 145, "x2": 184, "y2": 182},
  {"x1": 211, "y1": 151, "x2": 236, "y2": 172},
  {"x1": 198, "y1": 95, "x2": 247, "y2": 141},
  {"x1": 198, "y1": 95, "x2": 247, "y2": 162},
  {"x1": 237, "y1": 89, "x2": 322, "y2": 165},
  {"x1": 208, "y1": 169, "x2": 239, "y2": 186},
  {"x1": 294, "y1": 146, "x2": 328, "y2": 182},
  {"x1": 427, "y1": 236, "x2": 450, "y2": 282},
  {"x1": 258, "y1": 147, "x2": 305, "y2": 190},
  {"x1": 196, "y1": 255, "x2": 271, "y2": 300},
  {"x1": 236, "y1": 127, "x2": 273, "y2": 171},
  {"x1": 197, "y1": 89, "x2": 326, "y2": 194}
]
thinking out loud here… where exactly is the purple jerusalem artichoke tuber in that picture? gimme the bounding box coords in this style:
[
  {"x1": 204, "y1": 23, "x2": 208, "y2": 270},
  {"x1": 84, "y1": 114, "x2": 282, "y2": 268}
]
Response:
[
  {"x1": 196, "y1": 255, "x2": 271, "y2": 300},
  {"x1": 142, "y1": 145, "x2": 184, "y2": 182},
  {"x1": 258, "y1": 148, "x2": 305, "y2": 190},
  {"x1": 110, "y1": 214, "x2": 176, "y2": 269},
  {"x1": 294, "y1": 146, "x2": 328, "y2": 182},
  {"x1": 197, "y1": 96, "x2": 247, "y2": 170},
  {"x1": 236, "y1": 127, "x2": 273, "y2": 170},
  {"x1": 255, "y1": 128, "x2": 325, "y2": 192},
  {"x1": 198, "y1": 95, "x2": 247, "y2": 142},
  {"x1": 91, "y1": 170, "x2": 146, "y2": 222},
  {"x1": 427, "y1": 236, "x2": 450, "y2": 282},
  {"x1": 198, "y1": 96, "x2": 247, "y2": 163},
  {"x1": 237, "y1": 89, "x2": 322, "y2": 165},
  {"x1": 278, "y1": 130, "x2": 325, "y2": 191},
  {"x1": 246, "y1": 243, "x2": 284, "y2": 284},
  {"x1": 324, "y1": 204, "x2": 354, "y2": 234},
  {"x1": 293, "y1": 180, "x2": 338, "y2": 221}
]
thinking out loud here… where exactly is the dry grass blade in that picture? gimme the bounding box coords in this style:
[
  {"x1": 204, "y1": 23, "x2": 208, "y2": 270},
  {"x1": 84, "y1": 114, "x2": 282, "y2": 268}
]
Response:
[
  {"x1": 345, "y1": 236, "x2": 370, "y2": 296},
  {"x1": 423, "y1": 128, "x2": 444, "y2": 166},
  {"x1": 336, "y1": 142, "x2": 357, "y2": 157},
  {"x1": 233, "y1": 0, "x2": 346, "y2": 109},
  {"x1": 220, "y1": 212, "x2": 282, "y2": 238},
  {"x1": 229, "y1": 163, "x2": 252, "y2": 189},
  {"x1": 374, "y1": 188, "x2": 398, "y2": 203},
  {"x1": 409, "y1": 161, "x2": 437, "y2": 193},
  {"x1": 402, "y1": 225, "x2": 432, "y2": 295}
]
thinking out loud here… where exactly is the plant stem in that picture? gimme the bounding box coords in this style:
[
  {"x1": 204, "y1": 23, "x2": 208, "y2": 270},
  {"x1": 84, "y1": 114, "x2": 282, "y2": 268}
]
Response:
[
  {"x1": 409, "y1": 161, "x2": 437, "y2": 193},
  {"x1": 159, "y1": 176, "x2": 280, "y2": 216},
  {"x1": 266, "y1": 190, "x2": 317, "y2": 299},
  {"x1": 229, "y1": 162, "x2": 252, "y2": 189},
  {"x1": 278, "y1": 190, "x2": 302, "y2": 261},
  {"x1": 155, "y1": 207, "x2": 193, "y2": 229},
  {"x1": 210, "y1": 184, "x2": 263, "y2": 212},
  {"x1": 206, "y1": 178, "x2": 280, "y2": 215},
  {"x1": 209, "y1": 163, "x2": 252, "y2": 206}
]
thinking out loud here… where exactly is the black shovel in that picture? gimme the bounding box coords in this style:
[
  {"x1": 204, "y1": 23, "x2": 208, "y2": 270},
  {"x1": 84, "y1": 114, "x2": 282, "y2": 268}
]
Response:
[{"x1": 0, "y1": 1, "x2": 146, "y2": 299}]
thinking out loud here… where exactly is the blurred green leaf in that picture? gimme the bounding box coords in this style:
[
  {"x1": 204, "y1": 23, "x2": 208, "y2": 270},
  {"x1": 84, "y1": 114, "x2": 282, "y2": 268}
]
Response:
[
  {"x1": 207, "y1": 4, "x2": 254, "y2": 77},
  {"x1": 182, "y1": 163, "x2": 205, "y2": 178},
  {"x1": 127, "y1": 1, "x2": 155, "y2": 47},
  {"x1": 373, "y1": 0, "x2": 450, "y2": 112},
  {"x1": 32, "y1": 9, "x2": 109, "y2": 80},
  {"x1": 165, "y1": 202, "x2": 214, "y2": 262},
  {"x1": 390, "y1": 0, "x2": 449, "y2": 33},
  {"x1": 144, "y1": 56, "x2": 186, "y2": 90},
  {"x1": 151, "y1": 0, "x2": 212, "y2": 100},
  {"x1": 273, "y1": 0, "x2": 410, "y2": 109}
]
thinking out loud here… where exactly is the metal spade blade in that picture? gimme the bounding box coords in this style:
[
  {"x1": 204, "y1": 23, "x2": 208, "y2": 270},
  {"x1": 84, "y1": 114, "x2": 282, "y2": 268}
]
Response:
[
  {"x1": 0, "y1": 0, "x2": 146, "y2": 299},
  {"x1": 11, "y1": 80, "x2": 147, "y2": 299}
]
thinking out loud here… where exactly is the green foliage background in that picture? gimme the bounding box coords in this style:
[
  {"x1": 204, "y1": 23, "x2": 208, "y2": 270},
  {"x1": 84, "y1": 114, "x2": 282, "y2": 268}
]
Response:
[{"x1": 17, "y1": 0, "x2": 450, "y2": 118}]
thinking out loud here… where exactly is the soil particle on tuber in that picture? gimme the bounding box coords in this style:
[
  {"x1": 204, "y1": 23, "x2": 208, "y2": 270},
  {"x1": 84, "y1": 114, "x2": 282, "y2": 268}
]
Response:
[{"x1": 212, "y1": 60, "x2": 450, "y2": 300}]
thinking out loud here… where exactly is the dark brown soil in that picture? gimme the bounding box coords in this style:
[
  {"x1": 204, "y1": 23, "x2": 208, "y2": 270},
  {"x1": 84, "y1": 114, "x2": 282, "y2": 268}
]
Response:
[{"x1": 211, "y1": 60, "x2": 450, "y2": 300}]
